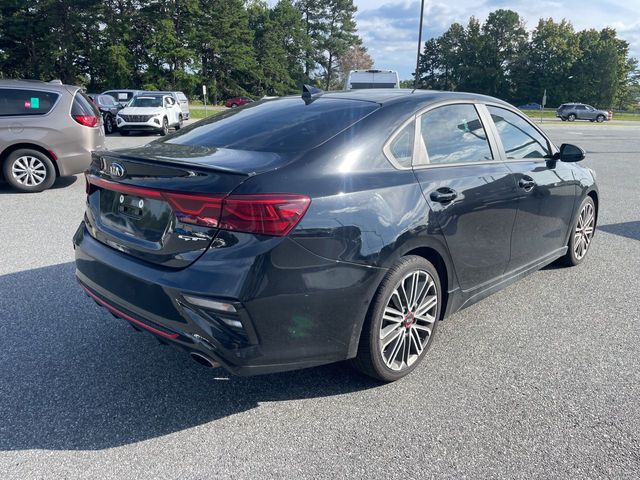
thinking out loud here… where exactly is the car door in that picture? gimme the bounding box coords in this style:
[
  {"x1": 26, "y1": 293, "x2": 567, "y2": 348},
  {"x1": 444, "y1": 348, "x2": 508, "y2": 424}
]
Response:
[
  {"x1": 412, "y1": 103, "x2": 519, "y2": 292},
  {"x1": 485, "y1": 105, "x2": 576, "y2": 271},
  {"x1": 164, "y1": 96, "x2": 176, "y2": 124},
  {"x1": 575, "y1": 105, "x2": 588, "y2": 120},
  {"x1": 585, "y1": 105, "x2": 598, "y2": 120}
]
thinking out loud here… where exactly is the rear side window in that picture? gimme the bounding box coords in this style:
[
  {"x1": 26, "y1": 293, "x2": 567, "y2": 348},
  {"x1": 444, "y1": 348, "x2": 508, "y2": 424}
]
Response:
[
  {"x1": 488, "y1": 106, "x2": 549, "y2": 159},
  {"x1": 72, "y1": 91, "x2": 99, "y2": 116},
  {"x1": 420, "y1": 104, "x2": 493, "y2": 165},
  {"x1": 0, "y1": 88, "x2": 59, "y2": 116},
  {"x1": 386, "y1": 120, "x2": 415, "y2": 168},
  {"x1": 164, "y1": 98, "x2": 379, "y2": 153}
]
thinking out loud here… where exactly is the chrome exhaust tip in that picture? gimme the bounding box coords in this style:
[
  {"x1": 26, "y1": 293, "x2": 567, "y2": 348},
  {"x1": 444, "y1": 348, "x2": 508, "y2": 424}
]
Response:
[{"x1": 190, "y1": 352, "x2": 221, "y2": 369}]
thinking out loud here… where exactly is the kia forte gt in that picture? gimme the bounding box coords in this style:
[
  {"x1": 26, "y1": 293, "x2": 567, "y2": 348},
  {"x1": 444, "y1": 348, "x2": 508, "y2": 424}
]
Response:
[{"x1": 74, "y1": 88, "x2": 598, "y2": 381}]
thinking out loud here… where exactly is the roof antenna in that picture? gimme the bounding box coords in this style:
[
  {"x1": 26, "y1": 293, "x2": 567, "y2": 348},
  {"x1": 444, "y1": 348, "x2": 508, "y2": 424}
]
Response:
[
  {"x1": 302, "y1": 84, "x2": 324, "y2": 105},
  {"x1": 412, "y1": 0, "x2": 426, "y2": 92}
]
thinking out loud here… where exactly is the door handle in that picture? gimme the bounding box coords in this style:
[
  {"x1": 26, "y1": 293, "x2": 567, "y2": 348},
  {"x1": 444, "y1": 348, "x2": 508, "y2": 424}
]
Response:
[
  {"x1": 430, "y1": 188, "x2": 458, "y2": 203},
  {"x1": 518, "y1": 177, "x2": 536, "y2": 192}
]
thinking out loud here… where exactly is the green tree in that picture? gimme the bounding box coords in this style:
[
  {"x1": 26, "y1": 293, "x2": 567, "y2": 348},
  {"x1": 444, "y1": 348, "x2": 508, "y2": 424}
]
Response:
[
  {"x1": 249, "y1": 0, "x2": 309, "y2": 96},
  {"x1": 195, "y1": 0, "x2": 257, "y2": 101},
  {"x1": 317, "y1": 0, "x2": 361, "y2": 89},
  {"x1": 141, "y1": 0, "x2": 200, "y2": 91},
  {"x1": 480, "y1": 9, "x2": 528, "y2": 99},
  {"x1": 511, "y1": 18, "x2": 579, "y2": 105}
]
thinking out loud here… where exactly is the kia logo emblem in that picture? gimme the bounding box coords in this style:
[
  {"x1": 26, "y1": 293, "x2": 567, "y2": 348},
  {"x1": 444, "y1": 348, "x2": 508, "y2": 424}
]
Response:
[{"x1": 109, "y1": 162, "x2": 125, "y2": 178}]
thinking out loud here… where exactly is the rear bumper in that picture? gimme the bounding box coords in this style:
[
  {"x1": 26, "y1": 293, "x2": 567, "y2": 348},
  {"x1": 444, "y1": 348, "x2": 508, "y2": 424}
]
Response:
[
  {"x1": 73, "y1": 224, "x2": 386, "y2": 375},
  {"x1": 56, "y1": 127, "x2": 105, "y2": 177}
]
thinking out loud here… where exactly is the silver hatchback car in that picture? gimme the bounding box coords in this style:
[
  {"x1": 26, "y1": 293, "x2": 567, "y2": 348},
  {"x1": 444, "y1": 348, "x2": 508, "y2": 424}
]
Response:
[{"x1": 0, "y1": 80, "x2": 105, "y2": 192}]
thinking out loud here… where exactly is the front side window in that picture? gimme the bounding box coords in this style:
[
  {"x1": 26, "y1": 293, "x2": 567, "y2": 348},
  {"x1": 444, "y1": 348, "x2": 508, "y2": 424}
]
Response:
[
  {"x1": 488, "y1": 106, "x2": 550, "y2": 159},
  {"x1": 419, "y1": 104, "x2": 493, "y2": 165},
  {"x1": 0, "y1": 88, "x2": 59, "y2": 116},
  {"x1": 386, "y1": 120, "x2": 415, "y2": 168}
]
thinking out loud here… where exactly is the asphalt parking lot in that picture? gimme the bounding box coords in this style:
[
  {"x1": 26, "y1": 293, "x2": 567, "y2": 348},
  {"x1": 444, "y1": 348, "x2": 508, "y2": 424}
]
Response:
[{"x1": 1, "y1": 123, "x2": 639, "y2": 479}]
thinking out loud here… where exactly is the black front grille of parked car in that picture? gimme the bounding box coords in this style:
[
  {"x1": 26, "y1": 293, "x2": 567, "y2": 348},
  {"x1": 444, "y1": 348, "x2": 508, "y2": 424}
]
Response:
[{"x1": 121, "y1": 114, "x2": 152, "y2": 122}]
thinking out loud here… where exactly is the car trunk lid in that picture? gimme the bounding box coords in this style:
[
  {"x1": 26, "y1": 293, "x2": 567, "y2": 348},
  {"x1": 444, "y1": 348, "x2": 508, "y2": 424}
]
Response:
[{"x1": 83, "y1": 146, "x2": 270, "y2": 268}]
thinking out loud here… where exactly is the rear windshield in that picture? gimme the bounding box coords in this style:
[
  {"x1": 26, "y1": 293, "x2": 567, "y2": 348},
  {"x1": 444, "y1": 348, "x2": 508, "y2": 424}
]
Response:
[
  {"x1": 131, "y1": 96, "x2": 163, "y2": 107},
  {"x1": 72, "y1": 91, "x2": 100, "y2": 116},
  {"x1": 164, "y1": 98, "x2": 379, "y2": 152},
  {"x1": 0, "y1": 88, "x2": 60, "y2": 116}
]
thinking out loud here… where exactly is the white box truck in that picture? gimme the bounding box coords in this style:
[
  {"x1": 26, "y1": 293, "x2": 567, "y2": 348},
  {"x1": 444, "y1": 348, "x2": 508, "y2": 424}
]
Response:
[{"x1": 345, "y1": 69, "x2": 400, "y2": 90}]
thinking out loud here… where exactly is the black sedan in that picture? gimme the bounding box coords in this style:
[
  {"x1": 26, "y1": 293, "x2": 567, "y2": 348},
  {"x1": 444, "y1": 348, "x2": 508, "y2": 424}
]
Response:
[
  {"x1": 74, "y1": 88, "x2": 598, "y2": 381},
  {"x1": 88, "y1": 93, "x2": 121, "y2": 134}
]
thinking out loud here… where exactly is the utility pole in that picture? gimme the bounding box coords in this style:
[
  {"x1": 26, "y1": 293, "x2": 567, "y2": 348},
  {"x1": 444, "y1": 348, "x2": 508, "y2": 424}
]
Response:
[{"x1": 413, "y1": 0, "x2": 426, "y2": 90}]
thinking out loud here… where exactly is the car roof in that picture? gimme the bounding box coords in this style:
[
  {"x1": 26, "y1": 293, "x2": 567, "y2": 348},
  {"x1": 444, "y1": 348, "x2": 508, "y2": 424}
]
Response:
[
  {"x1": 300, "y1": 88, "x2": 514, "y2": 109},
  {"x1": 0, "y1": 79, "x2": 80, "y2": 93}
]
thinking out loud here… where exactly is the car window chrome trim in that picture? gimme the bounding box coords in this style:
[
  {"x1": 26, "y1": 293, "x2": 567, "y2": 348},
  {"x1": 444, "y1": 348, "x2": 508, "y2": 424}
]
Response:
[{"x1": 382, "y1": 97, "x2": 559, "y2": 171}]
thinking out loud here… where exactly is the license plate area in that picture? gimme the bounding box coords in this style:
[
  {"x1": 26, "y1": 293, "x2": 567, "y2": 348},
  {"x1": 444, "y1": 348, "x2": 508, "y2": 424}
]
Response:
[{"x1": 116, "y1": 193, "x2": 145, "y2": 219}]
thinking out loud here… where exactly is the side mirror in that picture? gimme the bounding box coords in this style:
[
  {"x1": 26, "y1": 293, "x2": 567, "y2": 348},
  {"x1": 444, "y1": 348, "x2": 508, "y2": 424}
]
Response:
[{"x1": 557, "y1": 143, "x2": 585, "y2": 162}]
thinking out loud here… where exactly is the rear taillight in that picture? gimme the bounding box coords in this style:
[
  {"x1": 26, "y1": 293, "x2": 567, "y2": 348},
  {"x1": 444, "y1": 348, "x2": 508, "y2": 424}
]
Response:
[
  {"x1": 86, "y1": 175, "x2": 310, "y2": 236},
  {"x1": 73, "y1": 115, "x2": 99, "y2": 127},
  {"x1": 220, "y1": 195, "x2": 311, "y2": 236},
  {"x1": 162, "y1": 192, "x2": 223, "y2": 228}
]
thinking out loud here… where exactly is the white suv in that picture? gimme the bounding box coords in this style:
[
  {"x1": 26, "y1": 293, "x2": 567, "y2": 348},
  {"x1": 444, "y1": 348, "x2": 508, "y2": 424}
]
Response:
[{"x1": 116, "y1": 94, "x2": 183, "y2": 136}]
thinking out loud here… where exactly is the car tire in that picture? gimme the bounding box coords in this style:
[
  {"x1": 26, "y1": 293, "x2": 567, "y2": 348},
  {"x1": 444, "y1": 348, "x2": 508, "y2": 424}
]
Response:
[
  {"x1": 596, "y1": 115, "x2": 605, "y2": 123},
  {"x1": 352, "y1": 255, "x2": 441, "y2": 382},
  {"x1": 231, "y1": 103, "x2": 238, "y2": 108},
  {"x1": 2, "y1": 149, "x2": 56, "y2": 193},
  {"x1": 568, "y1": 114, "x2": 576, "y2": 122},
  {"x1": 175, "y1": 115, "x2": 183, "y2": 130},
  {"x1": 120, "y1": 130, "x2": 129, "y2": 136},
  {"x1": 160, "y1": 117, "x2": 169, "y2": 136},
  {"x1": 104, "y1": 114, "x2": 115, "y2": 134},
  {"x1": 560, "y1": 196, "x2": 596, "y2": 267}
]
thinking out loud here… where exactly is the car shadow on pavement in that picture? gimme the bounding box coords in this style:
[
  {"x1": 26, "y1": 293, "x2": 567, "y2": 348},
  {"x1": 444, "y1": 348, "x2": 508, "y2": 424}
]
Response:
[
  {"x1": 598, "y1": 221, "x2": 640, "y2": 242},
  {"x1": 0, "y1": 175, "x2": 77, "y2": 194},
  {"x1": 0, "y1": 262, "x2": 380, "y2": 451}
]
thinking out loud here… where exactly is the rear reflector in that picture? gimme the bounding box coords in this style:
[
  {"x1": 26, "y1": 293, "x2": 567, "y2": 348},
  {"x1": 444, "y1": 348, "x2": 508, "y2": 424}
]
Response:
[
  {"x1": 86, "y1": 175, "x2": 310, "y2": 236},
  {"x1": 73, "y1": 115, "x2": 99, "y2": 127}
]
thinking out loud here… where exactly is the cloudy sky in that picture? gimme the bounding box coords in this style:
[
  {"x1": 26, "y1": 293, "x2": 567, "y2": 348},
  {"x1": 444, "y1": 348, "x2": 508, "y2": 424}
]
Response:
[{"x1": 355, "y1": 0, "x2": 640, "y2": 79}]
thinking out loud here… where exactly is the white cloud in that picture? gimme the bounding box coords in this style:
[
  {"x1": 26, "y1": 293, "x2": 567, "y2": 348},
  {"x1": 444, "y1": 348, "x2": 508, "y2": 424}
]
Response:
[{"x1": 355, "y1": 0, "x2": 640, "y2": 79}]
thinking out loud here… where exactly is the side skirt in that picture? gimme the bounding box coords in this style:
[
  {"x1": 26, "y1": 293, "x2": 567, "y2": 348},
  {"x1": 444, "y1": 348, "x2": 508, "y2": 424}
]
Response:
[{"x1": 450, "y1": 247, "x2": 567, "y2": 314}]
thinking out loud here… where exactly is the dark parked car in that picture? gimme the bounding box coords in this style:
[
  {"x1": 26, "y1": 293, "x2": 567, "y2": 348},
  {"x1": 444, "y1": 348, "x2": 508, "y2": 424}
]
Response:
[
  {"x1": 88, "y1": 94, "x2": 121, "y2": 134},
  {"x1": 74, "y1": 89, "x2": 598, "y2": 381},
  {"x1": 102, "y1": 89, "x2": 143, "y2": 108},
  {"x1": 557, "y1": 103, "x2": 610, "y2": 122},
  {"x1": 224, "y1": 96, "x2": 252, "y2": 108},
  {"x1": 518, "y1": 102, "x2": 541, "y2": 110}
]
